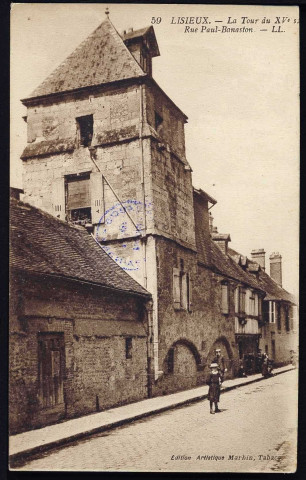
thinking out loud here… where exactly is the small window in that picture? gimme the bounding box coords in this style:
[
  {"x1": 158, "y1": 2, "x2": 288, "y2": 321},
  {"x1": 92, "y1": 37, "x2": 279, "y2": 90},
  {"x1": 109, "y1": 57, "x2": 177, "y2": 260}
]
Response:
[
  {"x1": 221, "y1": 283, "x2": 229, "y2": 314},
  {"x1": 65, "y1": 173, "x2": 91, "y2": 225},
  {"x1": 173, "y1": 260, "x2": 192, "y2": 311},
  {"x1": 269, "y1": 301, "x2": 276, "y2": 323},
  {"x1": 76, "y1": 115, "x2": 93, "y2": 147},
  {"x1": 125, "y1": 337, "x2": 132, "y2": 359},
  {"x1": 155, "y1": 112, "x2": 163, "y2": 133},
  {"x1": 249, "y1": 294, "x2": 255, "y2": 316}
]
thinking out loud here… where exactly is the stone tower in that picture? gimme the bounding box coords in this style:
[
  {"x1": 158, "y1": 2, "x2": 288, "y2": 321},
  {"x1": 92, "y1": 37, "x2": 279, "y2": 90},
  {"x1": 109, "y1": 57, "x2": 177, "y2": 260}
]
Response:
[{"x1": 21, "y1": 15, "x2": 196, "y2": 385}]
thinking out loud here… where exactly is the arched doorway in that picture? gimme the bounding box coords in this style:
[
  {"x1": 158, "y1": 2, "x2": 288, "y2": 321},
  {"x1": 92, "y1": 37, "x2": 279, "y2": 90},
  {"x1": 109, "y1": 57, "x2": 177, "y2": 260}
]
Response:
[{"x1": 158, "y1": 338, "x2": 202, "y2": 395}]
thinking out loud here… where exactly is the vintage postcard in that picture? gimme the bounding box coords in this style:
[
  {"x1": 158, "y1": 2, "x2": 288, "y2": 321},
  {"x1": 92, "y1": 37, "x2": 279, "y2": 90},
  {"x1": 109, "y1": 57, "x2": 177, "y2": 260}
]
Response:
[{"x1": 10, "y1": 3, "x2": 299, "y2": 473}]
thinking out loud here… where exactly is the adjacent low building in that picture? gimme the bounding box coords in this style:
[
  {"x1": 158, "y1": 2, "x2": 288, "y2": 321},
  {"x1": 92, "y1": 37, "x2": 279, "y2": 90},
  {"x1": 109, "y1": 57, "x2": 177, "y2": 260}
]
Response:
[{"x1": 10, "y1": 196, "x2": 152, "y2": 434}]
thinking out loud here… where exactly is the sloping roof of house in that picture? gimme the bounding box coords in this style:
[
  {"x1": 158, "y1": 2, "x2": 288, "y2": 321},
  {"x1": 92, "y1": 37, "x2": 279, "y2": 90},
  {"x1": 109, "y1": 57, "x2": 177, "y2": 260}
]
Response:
[
  {"x1": 23, "y1": 18, "x2": 146, "y2": 101},
  {"x1": 193, "y1": 195, "x2": 264, "y2": 292},
  {"x1": 228, "y1": 247, "x2": 296, "y2": 304},
  {"x1": 10, "y1": 198, "x2": 150, "y2": 298},
  {"x1": 210, "y1": 241, "x2": 264, "y2": 292}
]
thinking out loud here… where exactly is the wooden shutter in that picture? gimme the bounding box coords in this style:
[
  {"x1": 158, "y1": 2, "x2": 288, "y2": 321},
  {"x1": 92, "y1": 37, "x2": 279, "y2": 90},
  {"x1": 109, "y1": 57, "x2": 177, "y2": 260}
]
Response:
[
  {"x1": 173, "y1": 267, "x2": 180, "y2": 309},
  {"x1": 188, "y1": 274, "x2": 193, "y2": 312},
  {"x1": 52, "y1": 177, "x2": 66, "y2": 221},
  {"x1": 90, "y1": 172, "x2": 104, "y2": 225},
  {"x1": 181, "y1": 273, "x2": 188, "y2": 309},
  {"x1": 221, "y1": 284, "x2": 229, "y2": 314}
]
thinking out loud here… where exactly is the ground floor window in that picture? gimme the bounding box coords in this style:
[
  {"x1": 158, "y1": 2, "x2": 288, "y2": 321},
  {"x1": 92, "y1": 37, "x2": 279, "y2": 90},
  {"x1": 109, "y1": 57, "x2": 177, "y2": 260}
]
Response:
[{"x1": 38, "y1": 333, "x2": 65, "y2": 408}]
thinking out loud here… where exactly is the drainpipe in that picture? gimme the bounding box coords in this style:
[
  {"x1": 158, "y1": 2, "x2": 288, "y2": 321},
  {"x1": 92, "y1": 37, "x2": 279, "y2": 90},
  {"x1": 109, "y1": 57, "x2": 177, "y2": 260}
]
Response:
[
  {"x1": 145, "y1": 300, "x2": 154, "y2": 397},
  {"x1": 139, "y1": 83, "x2": 159, "y2": 383},
  {"x1": 139, "y1": 84, "x2": 148, "y2": 288}
]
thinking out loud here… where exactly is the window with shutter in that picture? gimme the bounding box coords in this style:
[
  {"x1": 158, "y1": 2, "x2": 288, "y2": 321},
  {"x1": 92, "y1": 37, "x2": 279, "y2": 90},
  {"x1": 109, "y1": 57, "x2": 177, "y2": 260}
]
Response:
[
  {"x1": 249, "y1": 294, "x2": 255, "y2": 316},
  {"x1": 65, "y1": 173, "x2": 91, "y2": 225},
  {"x1": 181, "y1": 272, "x2": 188, "y2": 309},
  {"x1": 173, "y1": 263, "x2": 192, "y2": 312},
  {"x1": 269, "y1": 301, "x2": 276, "y2": 323}
]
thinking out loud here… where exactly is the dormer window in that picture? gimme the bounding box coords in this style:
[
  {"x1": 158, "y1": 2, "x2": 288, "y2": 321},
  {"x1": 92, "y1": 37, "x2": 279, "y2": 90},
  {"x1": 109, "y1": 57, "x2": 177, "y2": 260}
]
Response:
[{"x1": 76, "y1": 115, "x2": 93, "y2": 147}]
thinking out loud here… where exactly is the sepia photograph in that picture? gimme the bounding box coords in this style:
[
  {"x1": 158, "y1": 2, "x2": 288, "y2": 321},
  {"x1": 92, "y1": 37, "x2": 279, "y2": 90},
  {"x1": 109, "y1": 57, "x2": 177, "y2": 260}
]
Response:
[{"x1": 9, "y1": 2, "x2": 299, "y2": 473}]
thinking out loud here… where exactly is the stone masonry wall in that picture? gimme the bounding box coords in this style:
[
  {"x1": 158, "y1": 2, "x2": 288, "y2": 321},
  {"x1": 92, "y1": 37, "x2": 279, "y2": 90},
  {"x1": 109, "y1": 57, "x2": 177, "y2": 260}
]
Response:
[
  {"x1": 9, "y1": 273, "x2": 148, "y2": 434},
  {"x1": 150, "y1": 140, "x2": 196, "y2": 248},
  {"x1": 145, "y1": 83, "x2": 187, "y2": 161},
  {"x1": 153, "y1": 237, "x2": 238, "y2": 396}
]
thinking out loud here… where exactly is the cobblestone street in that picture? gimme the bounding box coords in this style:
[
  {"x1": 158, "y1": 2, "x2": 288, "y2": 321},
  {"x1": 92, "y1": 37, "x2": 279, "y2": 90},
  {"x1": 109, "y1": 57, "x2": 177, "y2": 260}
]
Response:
[{"x1": 18, "y1": 370, "x2": 297, "y2": 473}]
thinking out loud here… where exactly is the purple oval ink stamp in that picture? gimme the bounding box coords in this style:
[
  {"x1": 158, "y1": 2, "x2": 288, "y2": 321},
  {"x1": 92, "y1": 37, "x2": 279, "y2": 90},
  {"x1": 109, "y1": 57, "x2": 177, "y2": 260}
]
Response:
[{"x1": 96, "y1": 199, "x2": 153, "y2": 271}]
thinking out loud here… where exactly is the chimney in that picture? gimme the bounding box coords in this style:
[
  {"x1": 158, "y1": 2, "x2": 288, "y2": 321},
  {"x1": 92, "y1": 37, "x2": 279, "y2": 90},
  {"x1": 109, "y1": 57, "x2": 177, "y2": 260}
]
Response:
[
  {"x1": 269, "y1": 252, "x2": 282, "y2": 286},
  {"x1": 251, "y1": 248, "x2": 266, "y2": 271},
  {"x1": 122, "y1": 25, "x2": 160, "y2": 77},
  {"x1": 212, "y1": 231, "x2": 231, "y2": 255},
  {"x1": 10, "y1": 187, "x2": 24, "y2": 201}
]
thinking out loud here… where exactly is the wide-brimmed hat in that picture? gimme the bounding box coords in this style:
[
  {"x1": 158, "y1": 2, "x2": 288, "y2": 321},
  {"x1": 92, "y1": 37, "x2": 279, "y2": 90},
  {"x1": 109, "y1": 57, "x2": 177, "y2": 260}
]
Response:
[
  {"x1": 210, "y1": 362, "x2": 219, "y2": 368},
  {"x1": 215, "y1": 348, "x2": 221, "y2": 352}
]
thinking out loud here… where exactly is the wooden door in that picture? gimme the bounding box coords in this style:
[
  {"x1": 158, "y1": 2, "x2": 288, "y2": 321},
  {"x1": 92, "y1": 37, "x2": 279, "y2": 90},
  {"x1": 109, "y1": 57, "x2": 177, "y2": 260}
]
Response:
[{"x1": 38, "y1": 333, "x2": 64, "y2": 408}]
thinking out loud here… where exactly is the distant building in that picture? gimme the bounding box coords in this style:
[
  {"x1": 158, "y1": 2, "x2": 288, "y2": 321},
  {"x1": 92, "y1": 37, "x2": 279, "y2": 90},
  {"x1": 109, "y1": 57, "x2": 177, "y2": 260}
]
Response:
[
  {"x1": 229, "y1": 248, "x2": 298, "y2": 366},
  {"x1": 10, "y1": 196, "x2": 151, "y2": 434}
]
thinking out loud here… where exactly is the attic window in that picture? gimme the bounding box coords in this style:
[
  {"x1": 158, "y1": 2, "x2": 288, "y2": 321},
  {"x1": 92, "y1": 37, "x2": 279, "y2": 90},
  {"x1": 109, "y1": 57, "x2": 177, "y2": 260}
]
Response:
[
  {"x1": 155, "y1": 112, "x2": 163, "y2": 133},
  {"x1": 76, "y1": 115, "x2": 93, "y2": 147}
]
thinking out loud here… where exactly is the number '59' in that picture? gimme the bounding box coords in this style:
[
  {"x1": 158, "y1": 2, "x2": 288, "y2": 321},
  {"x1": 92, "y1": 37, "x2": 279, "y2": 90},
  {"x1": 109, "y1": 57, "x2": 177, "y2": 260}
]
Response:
[{"x1": 151, "y1": 17, "x2": 162, "y2": 24}]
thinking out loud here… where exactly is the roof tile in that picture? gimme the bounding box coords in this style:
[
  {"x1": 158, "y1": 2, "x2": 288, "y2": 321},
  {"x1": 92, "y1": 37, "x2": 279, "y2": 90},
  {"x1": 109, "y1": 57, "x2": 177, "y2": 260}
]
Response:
[
  {"x1": 10, "y1": 198, "x2": 150, "y2": 298},
  {"x1": 24, "y1": 18, "x2": 146, "y2": 100}
]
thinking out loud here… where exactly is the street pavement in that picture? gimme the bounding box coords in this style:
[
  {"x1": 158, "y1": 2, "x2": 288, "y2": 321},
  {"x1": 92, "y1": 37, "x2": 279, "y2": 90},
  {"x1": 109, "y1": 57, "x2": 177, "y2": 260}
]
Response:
[{"x1": 14, "y1": 369, "x2": 297, "y2": 473}]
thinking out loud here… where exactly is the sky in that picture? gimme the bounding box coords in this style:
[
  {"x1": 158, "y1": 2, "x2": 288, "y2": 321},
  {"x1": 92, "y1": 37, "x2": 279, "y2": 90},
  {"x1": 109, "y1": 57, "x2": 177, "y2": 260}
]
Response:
[{"x1": 10, "y1": 3, "x2": 299, "y2": 296}]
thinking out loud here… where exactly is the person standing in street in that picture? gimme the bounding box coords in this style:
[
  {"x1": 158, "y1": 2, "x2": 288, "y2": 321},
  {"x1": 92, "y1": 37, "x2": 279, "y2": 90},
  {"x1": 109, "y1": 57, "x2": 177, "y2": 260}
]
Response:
[
  {"x1": 213, "y1": 348, "x2": 227, "y2": 381},
  {"x1": 206, "y1": 362, "x2": 222, "y2": 414}
]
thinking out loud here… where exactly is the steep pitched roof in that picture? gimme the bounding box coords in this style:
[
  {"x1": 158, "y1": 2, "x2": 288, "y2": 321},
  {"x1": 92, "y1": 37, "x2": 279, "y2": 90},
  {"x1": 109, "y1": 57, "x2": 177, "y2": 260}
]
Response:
[
  {"x1": 228, "y1": 247, "x2": 296, "y2": 304},
  {"x1": 23, "y1": 18, "x2": 146, "y2": 101},
  {"x1": 193, "y1": 196, "x2": 264, "y2": 292},
  {"x1": 210, "y1": 241, "x2": 264, "y2": 292},
  {"x1": 10, "y1": 198, "x2": 150, "y2": 298}
]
